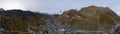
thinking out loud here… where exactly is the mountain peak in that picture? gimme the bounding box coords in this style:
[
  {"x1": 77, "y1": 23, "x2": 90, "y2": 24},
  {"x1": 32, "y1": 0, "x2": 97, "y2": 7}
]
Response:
[
  {"x1": 80, "y1": 5, "x2": 111, "y2": 12},
  {"x1": 87, "y1": 5, "x2": 98, "y2": 8},
  {"x1": 79, "y1": 5, "x2": 118, "y2": 17},
  {"x1": 0, "y1": 8, "x2": 5, "y2": 11},
  {"x1": 57, "y1": 6, "x2": 119, "y2": 31}
]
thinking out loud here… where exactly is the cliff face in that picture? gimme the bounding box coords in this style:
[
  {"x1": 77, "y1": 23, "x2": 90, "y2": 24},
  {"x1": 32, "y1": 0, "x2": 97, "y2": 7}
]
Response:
[
  {"x1": 0, "y1": 9, "x2": 45, "y2": 32},
  {"x1": 57, "y1": 6, "x2": 120, "y2": 31}
]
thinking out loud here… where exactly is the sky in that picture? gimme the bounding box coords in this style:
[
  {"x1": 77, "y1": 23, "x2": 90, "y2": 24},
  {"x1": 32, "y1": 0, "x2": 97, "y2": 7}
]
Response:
[{"x1": 0, "y1": 0, "x2": 120, "y2": 15}]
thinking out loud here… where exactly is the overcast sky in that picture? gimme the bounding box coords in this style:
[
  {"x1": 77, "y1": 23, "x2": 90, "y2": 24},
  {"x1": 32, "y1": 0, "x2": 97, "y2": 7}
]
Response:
[{"x1": 0, "y1": 0, "x2": 120, "y2": 15}]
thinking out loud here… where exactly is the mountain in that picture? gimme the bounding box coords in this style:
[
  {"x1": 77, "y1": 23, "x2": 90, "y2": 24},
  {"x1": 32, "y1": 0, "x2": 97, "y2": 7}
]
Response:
[
  {"x1": 57, "y1": 5, "x2": 120, "y2": 32},
  {"x1": 0, "y1": 9, "x2": 45, "y2": 32}
]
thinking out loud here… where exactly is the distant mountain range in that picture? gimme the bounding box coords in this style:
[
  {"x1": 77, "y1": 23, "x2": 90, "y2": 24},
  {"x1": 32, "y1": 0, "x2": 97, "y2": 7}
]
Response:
[{"x1": 0, "y1": 6, "x2": 120, "y2": 34}]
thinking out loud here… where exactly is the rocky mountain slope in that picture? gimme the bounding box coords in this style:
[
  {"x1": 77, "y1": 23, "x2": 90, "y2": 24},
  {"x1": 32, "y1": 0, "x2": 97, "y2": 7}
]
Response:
[
  {"x1": 0, "y1": 9, "x2": 45, "y2": 32},
  {"x1": 56, "y1": 6, "x2": 120, "y2": 34}
]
